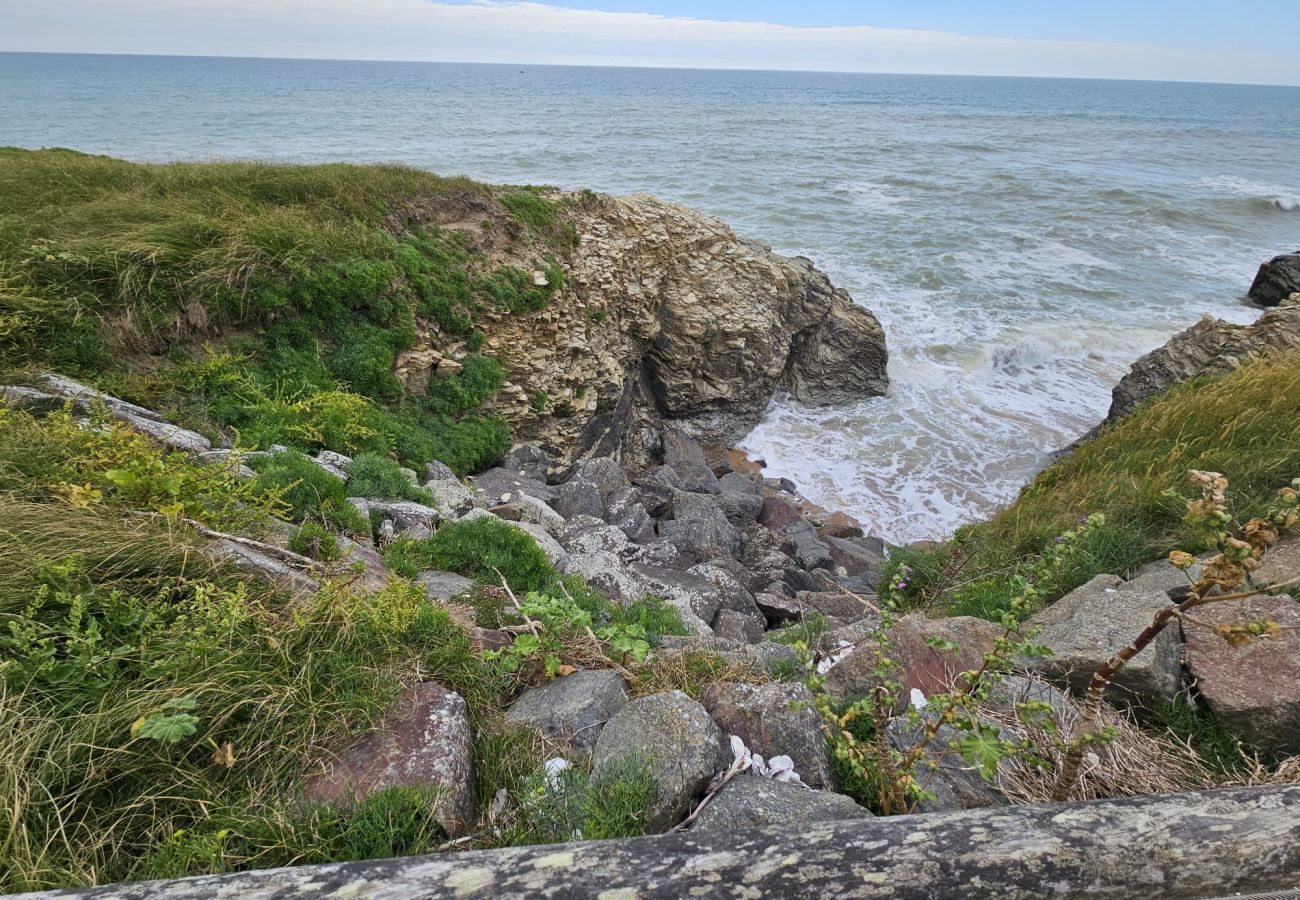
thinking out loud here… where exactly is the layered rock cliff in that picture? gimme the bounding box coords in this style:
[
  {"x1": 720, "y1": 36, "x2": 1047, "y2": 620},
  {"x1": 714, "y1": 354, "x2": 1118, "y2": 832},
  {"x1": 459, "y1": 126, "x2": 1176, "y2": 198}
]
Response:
[{"x1": 393, "y1": 192, "x2": 889, "y2": 469}]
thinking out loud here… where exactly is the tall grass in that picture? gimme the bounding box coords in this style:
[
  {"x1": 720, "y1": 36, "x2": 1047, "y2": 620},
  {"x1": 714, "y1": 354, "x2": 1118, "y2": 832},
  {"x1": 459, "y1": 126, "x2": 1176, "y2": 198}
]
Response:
[{"x1": 900, "y1": 351, "x2": 1300, "y2": 620}]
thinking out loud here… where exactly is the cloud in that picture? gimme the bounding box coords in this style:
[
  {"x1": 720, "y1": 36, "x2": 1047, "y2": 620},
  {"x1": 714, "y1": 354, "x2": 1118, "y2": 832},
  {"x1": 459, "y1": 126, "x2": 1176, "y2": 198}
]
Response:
[{"x1": 4, "y1": 0, "x2": 1292, "y2": 84}]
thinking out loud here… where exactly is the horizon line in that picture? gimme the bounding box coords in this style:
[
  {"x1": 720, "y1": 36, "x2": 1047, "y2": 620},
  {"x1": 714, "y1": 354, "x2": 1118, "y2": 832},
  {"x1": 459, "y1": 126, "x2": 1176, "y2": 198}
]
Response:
[{"x1": 3, "y1": 49, "x2": 1298, "y2": 90}]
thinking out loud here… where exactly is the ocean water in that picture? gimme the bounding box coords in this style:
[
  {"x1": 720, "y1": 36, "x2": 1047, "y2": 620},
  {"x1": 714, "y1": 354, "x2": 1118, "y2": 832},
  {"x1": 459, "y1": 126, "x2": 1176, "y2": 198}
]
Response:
[{"x1": 3, "y1": 53, "x2": 1299, "y2": 542}]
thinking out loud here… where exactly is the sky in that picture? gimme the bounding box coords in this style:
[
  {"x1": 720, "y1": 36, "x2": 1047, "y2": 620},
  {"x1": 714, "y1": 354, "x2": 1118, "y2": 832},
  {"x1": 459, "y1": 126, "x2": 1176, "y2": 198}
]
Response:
[{"x1": 4, "y1": 0, "x2": 1297, "y2": 85}]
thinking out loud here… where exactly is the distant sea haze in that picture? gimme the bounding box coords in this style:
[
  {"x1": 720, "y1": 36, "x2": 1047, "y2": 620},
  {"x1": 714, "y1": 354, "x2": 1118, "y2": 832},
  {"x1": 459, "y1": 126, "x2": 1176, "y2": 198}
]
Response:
[{"x1": 4, "y1": 52, "x2": 1298, "y2": 542}]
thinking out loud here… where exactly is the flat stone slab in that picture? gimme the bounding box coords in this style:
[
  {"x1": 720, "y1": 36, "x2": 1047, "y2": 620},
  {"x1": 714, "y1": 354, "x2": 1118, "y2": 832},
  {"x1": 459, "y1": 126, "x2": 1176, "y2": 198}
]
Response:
[
  {"x1": 1184, "y1": 594, "x2": 1300, "y2": 756},
  {"x1": 416, "y1": 570, "x2": 475, "y2": 602}
]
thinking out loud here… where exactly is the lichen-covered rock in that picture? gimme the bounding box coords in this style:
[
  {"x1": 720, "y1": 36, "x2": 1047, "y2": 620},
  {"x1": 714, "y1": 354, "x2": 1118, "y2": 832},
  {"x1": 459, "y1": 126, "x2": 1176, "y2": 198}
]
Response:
[
  {"x1": 627, "y1": 563, "x2": 722, "y2": 633},
  {"x1": 416, "y1": 570, "x2": 475, "y2": 602},
  {"x1": 592, "y1": 690, "x2": 727, "y2": 831},
  {"x1": 562, "y1": 550, "x2": 644, "y2": 603},
  {"x1": 301, "y1": 682, "x2": 476, "y2": 837},
  {"x1": 556, "y1": 516, "x2": 631, "y2": 557},
  {"x1": 701, "y1": 682, "x2": 833, "y2": 788},
  {"x1": 1021, "y1": 574, "x2": 1182, "y2": 706},
  {"x1": 209, "y1": 539, "x2": 319, "y2": 598},
  {"x1": 605, "y1": 486, "x2": 655, "y2": 542},
  {"x1": 691, "y1": 775, "x2": 870, "y2": 831},
  {"x1": 1248, "y1": 252, "x2": 1300, "y2": 306},
  {"x1": 349, "y1": 499, "x2": 440, "y2": 532},
  {"x1": 1184, "y1": 594, "x2": 1300, "y2": 756},
  {"x1": 505, "y1": 669, "x2": 629, "y2": 761},
  {"x1": 490, "y1": 494, "x2": 567, "y2": 537},
  {"x1": 552, "y1": 479, "x2": 606, "y2": 521},
  {"x1": 423, "y1": 478, "x2": 477, "y2": 517}
]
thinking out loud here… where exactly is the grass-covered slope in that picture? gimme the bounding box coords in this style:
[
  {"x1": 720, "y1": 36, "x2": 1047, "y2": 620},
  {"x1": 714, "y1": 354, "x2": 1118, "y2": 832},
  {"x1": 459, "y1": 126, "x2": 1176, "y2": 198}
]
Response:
[
  {"x1": 888, "y1": 350, "x2": 1300, "y2": 619},
  {"x1": 0, "y1": 147, "x2": 575, "y2": 475}
]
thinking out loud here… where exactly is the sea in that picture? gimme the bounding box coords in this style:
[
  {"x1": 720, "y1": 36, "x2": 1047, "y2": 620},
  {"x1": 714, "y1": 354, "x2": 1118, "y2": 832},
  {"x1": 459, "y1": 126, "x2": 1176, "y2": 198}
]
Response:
[{"x1": 3, "y1": 52, "x2": 1298, "y2": 542}]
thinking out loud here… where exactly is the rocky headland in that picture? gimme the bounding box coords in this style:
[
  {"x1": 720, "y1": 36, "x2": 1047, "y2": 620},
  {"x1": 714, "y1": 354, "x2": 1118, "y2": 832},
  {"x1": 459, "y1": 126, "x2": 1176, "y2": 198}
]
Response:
[{"x1": 4, "y1": 149, "x2": 1300, "y2": 898}]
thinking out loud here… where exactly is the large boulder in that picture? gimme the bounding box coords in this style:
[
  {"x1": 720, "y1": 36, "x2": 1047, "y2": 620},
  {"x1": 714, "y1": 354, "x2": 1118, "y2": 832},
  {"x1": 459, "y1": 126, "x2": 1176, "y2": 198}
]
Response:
[
  {"x1": 592, "y1": 690, "x2": 728, "y2": 831},
  {"x1": 1021, "y1": 574, "x2": 1182, "y2": 707},
  {"x1": 349, "y1": 499, "x2": 440, "y2": 533},
  {"x1": 505, "y1": 669, "x2": 629, "y2": 761},
  {"x1": 1184, "y1": 594, "x2": 1300, "y2": 756},
  {"x1": 701, "y1": 682, "x2": 833, "y2": 788},
  {"x1": 1248, "y1": 252, "x2": 1300, "y2": 306},
  {"x1": 472, "y1": 467, "x2": 557, "y2": 506},
  {"x1": 302, "y1": 683, "x2": 476, "y2": 836},
  {"x1": 691, "y1": 776, "x2": 870, "y2": 831},
  {"x1": 500, "y1": 442, "x2": 553, "y2": 482},
  {"x1": 662, "y1": 427, "x2": 721, "y2": 494},
  {"x1": 553, "y1": 479, "x2": 607, "y2": 521}
]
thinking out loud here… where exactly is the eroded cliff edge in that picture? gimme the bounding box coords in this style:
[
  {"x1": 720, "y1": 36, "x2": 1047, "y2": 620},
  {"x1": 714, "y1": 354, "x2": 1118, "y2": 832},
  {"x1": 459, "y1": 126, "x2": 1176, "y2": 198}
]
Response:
[{"x1": 393, "y1": 191, "x2": 889, "y2": 468}]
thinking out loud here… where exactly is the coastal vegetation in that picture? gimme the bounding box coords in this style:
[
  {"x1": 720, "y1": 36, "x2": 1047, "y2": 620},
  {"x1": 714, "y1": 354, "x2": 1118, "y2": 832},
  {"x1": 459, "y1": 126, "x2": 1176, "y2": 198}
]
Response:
[
  {"x1": 0, "y1": 147, "x2": 576, "y2": 478},
  {"x1": 885, "y1": 350, "x2": 1300, "y2": 621},
  {"x1": 3, "y1": 146, "x2": 1299, "y2": 894}
]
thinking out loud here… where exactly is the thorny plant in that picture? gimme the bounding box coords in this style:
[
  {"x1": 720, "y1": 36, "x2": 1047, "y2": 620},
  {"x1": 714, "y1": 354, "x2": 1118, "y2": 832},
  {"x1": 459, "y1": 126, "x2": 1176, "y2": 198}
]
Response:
[
  {"x1": 803, "y1": 516, "x2": 1107, "y2": 814},
  {"x1": 1050, "y1": 471, "x2": 1300, "y2": 800}
]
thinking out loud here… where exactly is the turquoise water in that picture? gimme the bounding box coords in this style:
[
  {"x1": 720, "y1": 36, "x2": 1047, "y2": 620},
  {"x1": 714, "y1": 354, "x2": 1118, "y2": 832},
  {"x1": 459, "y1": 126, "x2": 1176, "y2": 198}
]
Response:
[{"x1": 3, "y1": 53, "x2": 1299, "y2": 540}]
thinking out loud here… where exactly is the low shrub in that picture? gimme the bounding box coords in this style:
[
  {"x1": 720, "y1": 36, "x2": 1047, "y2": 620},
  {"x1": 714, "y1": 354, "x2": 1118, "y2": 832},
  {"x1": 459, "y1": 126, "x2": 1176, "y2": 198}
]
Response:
[
  {"x1": 248, "y1": 451, "x2": 368, "y2": 534},
  {"x1": 343, "y1": 453, "x2": 433, "y2": 504}
]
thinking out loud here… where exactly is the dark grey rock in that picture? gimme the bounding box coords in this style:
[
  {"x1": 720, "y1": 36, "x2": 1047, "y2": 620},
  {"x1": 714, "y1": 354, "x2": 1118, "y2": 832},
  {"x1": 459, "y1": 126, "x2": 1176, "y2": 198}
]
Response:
[
  {"x1": 710, "y1": 608, "x2": 766, "y2": 644},
  {"x1": 569, "y1": 457, "x2": 629, "y2": 500},
  {"x1": 627, "y1": 563, "x2": 723, "y2": 633},
  {"x1": 718, "y1": 471, "x2": 763, "y2": 496},
  {"x1": 826, "y1": 536, "x2": 884, "y2": 576},
  {"x1": 501, "y1": 442, "x2": 553, "y2": 482},
  {"x1": 887, "y1": 715, "x2": 1007, "y2": 814},
  {"x1": 606, "y1": 486, "x2": 656, "y2": 542},
  {"x1": 557, "y1": 516, "x2": 632, "y2": 556},
  {"x1": 632, "y1": 465, "x2": 684, "y2": 517},
  {"x1": 349, "y1": 499, "x2": 440, "y2": 532},
  {"x1": 1248, "y1": 251, "x2": 1300, "y2": 307},
  {"x1": 505, "y1": 669, "x2": 629, "y2": 761},
  {"x1": 688, "y1": 561, "x2": 760, "y2": 613},
  {"x1": 473, "y1": 467, "x2": 557, "y2": 506},
  {"x1": 553, "y1": 479, "x2": 607, "y2": 521}
]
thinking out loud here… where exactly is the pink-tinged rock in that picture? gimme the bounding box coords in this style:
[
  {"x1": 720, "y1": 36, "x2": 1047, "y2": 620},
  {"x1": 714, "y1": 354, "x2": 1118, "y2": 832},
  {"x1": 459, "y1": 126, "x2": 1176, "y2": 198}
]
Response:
[
  {"x1": 817, "y1": 511, "x2": 865, "y2": 541},
  {"x1": 823, "y1": 613, "x2": 1002, "y2": 703},
  {"x1": 1184, "y1": 595, "x2": 1300, "y2": 756},
  {"x1": 758, "y1": 495, "x2": 804, "y2": 532},
  {"x1": 302, "y1": 682, "x2": 476, "y2": 836}
]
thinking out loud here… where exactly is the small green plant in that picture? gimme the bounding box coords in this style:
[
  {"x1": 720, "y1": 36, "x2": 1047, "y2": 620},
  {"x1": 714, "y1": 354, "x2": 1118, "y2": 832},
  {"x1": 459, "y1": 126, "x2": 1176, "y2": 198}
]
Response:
[
  {"x1": 382, "y1": 517, "x2": 555, "y2": 591},
  {"x1": 807, "y1": 515, "x2": 1107, "y2": 815},
  {"x1": 132, "y1": 696, "x2": 201, "y2": 745},
  {"x1": 249, "y1": 451, "x2": 368, "y2": 534},
  {"x1": 499, "y1": 755, "x2": 658, "y2": 846},
  {"x1": 288, "y1": 523, "x2": 343, "y2": 562},
  {"x1": 344, "y1": 453, "x2": 432, "y2": 504},
  {"x1": 532, "y1": 390, "x2": 549, "y2": 413}
]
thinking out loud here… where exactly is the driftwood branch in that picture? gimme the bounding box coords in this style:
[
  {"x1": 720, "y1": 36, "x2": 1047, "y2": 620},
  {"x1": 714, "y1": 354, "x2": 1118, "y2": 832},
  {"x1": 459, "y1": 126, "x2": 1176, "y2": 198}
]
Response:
[{"x1": 23, "y1": 786, "x2": 1300, "y2": 899}]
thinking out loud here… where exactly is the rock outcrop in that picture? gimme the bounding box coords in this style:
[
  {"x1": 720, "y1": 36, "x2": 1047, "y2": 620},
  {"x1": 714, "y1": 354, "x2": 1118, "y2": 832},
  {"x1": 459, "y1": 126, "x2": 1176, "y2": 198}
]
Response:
[
  {"x1": 397, "y1": 193, "x2": 889, "y2": 468},
  {"x1": 1089, "y1": 293, "x2": 1300, "y2": 436},
  {"x1": 1248, "y1": 252, "x2": 1300, "y2": 306}
]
